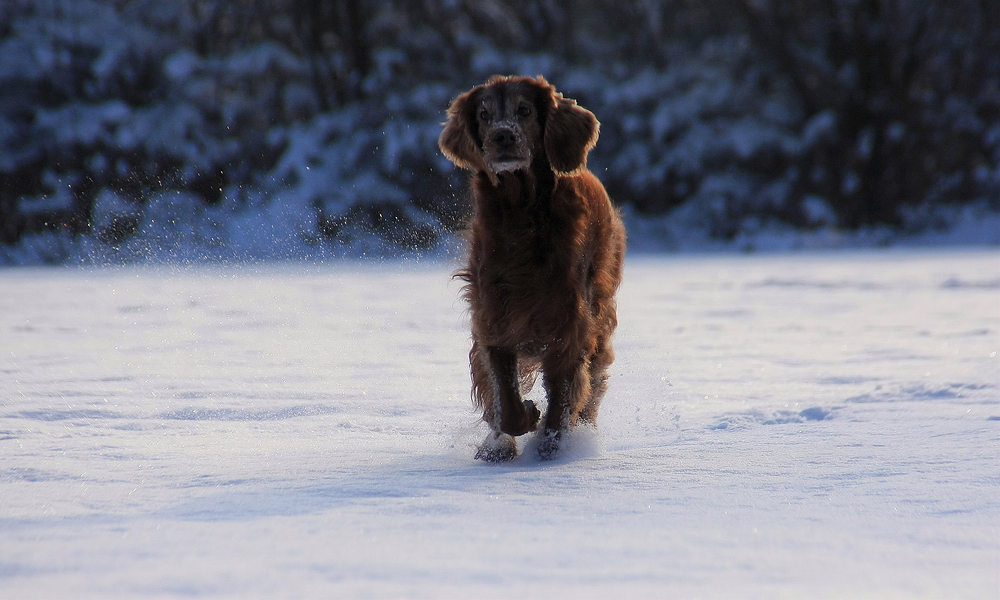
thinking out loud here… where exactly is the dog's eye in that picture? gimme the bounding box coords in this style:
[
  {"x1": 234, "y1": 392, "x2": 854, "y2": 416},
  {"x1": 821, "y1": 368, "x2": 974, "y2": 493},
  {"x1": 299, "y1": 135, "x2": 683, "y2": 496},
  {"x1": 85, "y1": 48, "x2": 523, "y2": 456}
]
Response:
[
  {"x1": 516, "y1": 105, "x2": 532, "y2": 118},
  {"x1": 479, "y1": 109, "x2": 491, "y2": 122}
]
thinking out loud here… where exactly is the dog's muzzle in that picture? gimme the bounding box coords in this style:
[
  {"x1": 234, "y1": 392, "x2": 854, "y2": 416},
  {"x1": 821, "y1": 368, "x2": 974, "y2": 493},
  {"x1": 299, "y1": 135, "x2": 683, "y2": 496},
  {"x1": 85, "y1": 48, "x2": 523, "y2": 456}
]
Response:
[{"x1": 484, "y1": 120, "x2": 531, "y2": 173}]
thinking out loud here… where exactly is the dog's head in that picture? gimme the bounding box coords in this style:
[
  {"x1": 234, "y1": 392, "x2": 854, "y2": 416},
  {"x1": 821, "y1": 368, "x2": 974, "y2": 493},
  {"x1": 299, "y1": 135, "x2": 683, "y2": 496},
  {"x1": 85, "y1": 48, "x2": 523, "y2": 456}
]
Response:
[{"x1": 439, "y1": 75, "x2": 599, "y2": 185}]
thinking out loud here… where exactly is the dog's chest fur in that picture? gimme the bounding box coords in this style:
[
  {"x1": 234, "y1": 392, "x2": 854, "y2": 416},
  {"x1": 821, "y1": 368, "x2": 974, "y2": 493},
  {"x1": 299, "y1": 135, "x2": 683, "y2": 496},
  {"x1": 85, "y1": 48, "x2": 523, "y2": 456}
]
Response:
[{"x1": 466, "y1": 167, "x2": 589, "y2": 346}]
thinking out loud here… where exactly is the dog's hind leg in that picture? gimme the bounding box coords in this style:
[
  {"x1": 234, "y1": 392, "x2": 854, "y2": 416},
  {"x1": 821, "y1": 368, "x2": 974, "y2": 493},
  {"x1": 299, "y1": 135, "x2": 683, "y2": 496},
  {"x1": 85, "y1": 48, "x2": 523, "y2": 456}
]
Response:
[
  {"x1": 579, "y1": 336, "x2": 614, "y2": 425},
  {"x1": 517, "y1": 355, "x2": 541, "y2": 396}
]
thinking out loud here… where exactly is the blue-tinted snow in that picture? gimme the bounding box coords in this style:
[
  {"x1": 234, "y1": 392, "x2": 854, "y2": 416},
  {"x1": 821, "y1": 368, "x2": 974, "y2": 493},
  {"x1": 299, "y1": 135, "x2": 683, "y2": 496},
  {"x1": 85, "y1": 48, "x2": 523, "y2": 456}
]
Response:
[{"x1": 0, "y1": 250, "x2": 997, "y2": 597}]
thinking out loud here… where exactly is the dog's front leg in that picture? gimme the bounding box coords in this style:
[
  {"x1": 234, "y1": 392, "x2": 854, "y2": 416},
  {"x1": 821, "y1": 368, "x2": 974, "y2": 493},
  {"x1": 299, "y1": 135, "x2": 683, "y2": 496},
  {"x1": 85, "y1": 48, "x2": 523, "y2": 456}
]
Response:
[
  {"x1": 488, "y1": 347, "x2": 541, "y2": 437},
  {"x1": 474, "y1": 346, "x2": 540, "y2": 463},
  {"x1": 539, "y1": 359, "x2": 590, "y2": 460}
]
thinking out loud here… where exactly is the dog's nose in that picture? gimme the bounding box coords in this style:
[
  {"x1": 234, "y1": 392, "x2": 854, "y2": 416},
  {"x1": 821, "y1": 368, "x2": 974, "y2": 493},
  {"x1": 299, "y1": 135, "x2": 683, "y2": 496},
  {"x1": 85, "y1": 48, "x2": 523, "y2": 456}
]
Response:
[{"x1": 492, "y1": 127, "x2": 517, "y2": 149}]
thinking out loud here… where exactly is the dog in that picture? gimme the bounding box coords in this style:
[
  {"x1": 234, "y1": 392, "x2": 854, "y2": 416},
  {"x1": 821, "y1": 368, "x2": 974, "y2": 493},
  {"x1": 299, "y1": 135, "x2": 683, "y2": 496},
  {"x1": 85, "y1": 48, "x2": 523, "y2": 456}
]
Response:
[{"x1": 439, "y1": 75, "x2": 625, "y2": 461}]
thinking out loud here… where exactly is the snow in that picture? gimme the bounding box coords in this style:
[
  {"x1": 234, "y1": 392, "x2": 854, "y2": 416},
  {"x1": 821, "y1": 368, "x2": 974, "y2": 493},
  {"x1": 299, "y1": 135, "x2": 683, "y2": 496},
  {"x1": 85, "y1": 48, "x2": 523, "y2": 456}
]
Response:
[{"x1": 1, "y1": 249, "x2": 998, "y2": 598}]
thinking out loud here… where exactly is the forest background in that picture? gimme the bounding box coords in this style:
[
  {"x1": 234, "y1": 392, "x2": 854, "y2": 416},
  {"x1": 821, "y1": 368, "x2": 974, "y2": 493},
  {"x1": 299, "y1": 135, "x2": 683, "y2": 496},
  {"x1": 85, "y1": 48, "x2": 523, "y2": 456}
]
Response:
[{"x1": 1, "y1": 0, "x2": 997, "y2": 263}]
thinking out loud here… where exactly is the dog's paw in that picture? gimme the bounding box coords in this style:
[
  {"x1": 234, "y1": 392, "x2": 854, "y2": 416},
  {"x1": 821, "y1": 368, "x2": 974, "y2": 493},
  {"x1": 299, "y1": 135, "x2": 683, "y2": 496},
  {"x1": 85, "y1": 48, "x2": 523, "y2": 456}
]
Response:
[
  {"x1": 499, "y1": 400, "x2": 541, "y2": 437},
  {"x1": 537, "y1": 429, "x2": 562, "y2": 461},
  {"x1": 475, "y1": 432, "x2": 518, "y2": 463}
]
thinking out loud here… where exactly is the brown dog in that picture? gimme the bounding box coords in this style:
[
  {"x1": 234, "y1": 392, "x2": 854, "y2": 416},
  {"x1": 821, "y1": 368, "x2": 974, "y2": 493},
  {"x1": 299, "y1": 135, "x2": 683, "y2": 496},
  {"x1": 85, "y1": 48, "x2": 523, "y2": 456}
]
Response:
[{"x1": 439, "y1": 75, "x2": 625, "y2": 461}]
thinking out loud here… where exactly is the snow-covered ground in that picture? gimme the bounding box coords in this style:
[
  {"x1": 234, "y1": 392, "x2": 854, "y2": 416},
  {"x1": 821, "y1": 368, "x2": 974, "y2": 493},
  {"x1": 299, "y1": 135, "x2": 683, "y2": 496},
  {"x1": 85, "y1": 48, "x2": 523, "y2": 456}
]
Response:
[{"x1": 1, "y1": 249, "x2": 998, "y2": 599}]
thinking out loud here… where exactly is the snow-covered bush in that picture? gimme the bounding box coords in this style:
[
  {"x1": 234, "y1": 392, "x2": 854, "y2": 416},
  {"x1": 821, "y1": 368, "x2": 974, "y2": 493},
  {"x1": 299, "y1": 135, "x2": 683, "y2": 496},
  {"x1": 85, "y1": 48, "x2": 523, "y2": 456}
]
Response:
[
  {"x1": 736, "y1": 0, "x2": 1000, "y2": 230},
  {"x1": 0, "y1": 0, "x2": 996, "y2": 264},
  {"x1": 574, "y1": 0, "x2": 1000, "y2": 240}
]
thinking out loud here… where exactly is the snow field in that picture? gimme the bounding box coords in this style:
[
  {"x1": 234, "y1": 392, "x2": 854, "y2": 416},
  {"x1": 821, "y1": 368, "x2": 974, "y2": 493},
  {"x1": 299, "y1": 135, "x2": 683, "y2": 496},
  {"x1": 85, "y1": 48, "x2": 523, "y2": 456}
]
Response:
[{"x1": 1, "y1": 250, "x2": 998, "y2": 598}]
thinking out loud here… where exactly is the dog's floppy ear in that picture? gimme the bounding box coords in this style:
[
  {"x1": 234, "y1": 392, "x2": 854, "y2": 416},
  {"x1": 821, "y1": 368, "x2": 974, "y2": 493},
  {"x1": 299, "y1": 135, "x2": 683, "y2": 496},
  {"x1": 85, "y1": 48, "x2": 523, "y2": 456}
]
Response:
[
  {"x1": 439, "y1": 87, "x2": 486, "y2": 172},
  {"x1": 540, "y1": 77, "x2": 599, "y2": 175}
]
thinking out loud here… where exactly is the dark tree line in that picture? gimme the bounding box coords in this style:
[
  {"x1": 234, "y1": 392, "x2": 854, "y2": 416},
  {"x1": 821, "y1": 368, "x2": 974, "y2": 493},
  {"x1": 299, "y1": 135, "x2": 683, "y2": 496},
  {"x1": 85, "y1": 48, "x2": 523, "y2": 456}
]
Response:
[
  {"x1": 737, "y1": 0, "x2": 999, "y2": 228},
  {"x1": 0, "y1": 0, "x2": 996, "y2": 262}
]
